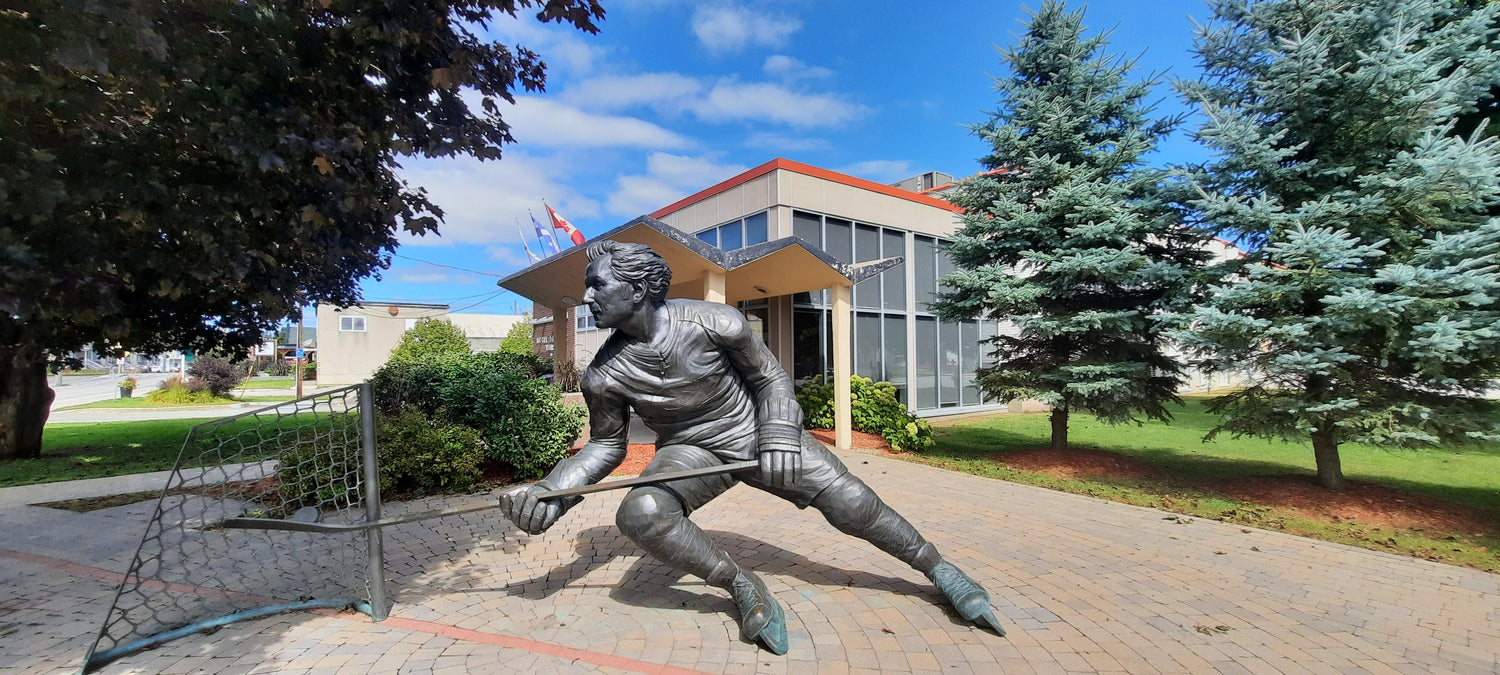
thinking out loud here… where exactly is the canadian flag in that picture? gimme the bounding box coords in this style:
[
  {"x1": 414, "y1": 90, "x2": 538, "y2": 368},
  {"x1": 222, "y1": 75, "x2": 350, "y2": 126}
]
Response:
[{"x1": 546, "y1": 203, "x2": 586, "y2": 246}]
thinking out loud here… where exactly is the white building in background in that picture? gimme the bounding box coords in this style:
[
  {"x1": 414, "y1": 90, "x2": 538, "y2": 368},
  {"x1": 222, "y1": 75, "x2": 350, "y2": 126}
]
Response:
[{"x1": 314, "y1": 302, "x2": 525, "y2": 386}]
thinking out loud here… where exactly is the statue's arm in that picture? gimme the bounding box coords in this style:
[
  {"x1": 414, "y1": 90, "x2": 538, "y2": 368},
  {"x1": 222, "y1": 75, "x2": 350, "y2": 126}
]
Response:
[
  {"x1": 499, "y1": 369, "x2": 628, "y2": 534},
  {"x1": 542, "y1": 372, "x2": 630, "y2": 491},
  {"x1": 711, "y1": 310, "x2": 803, "y2": 456}
]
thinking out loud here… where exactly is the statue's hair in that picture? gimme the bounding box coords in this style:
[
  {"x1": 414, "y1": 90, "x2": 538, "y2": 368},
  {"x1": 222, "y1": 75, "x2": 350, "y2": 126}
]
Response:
[{"x1": 585, "y1": 240, "x2": 672, "y2": 303}]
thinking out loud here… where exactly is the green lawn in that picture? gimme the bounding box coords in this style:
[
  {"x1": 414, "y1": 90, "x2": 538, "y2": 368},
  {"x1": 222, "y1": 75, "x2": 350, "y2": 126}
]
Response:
[
  {"x1": 64, "y1": 396, "x2": 242, "y2": 410},
  {"x1": 60, "y1": 392, "x2": 295, "y2": 410},
  {"x1": 908, "y1": 396, "x2": 1500, "y2": 570},
  {"x1": 925, "y1": 396, "x2": 1500, "y2": 512},
  {"x1": 238, "y1": 378, "x2": 295, "y2": 390},
  {"x1": 1, "y1": 418, "x2": 225, "y2": 486}
]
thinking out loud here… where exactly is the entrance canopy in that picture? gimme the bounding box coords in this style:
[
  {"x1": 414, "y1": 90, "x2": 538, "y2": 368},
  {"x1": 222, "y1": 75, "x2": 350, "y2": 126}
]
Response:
[
  {"x1": 497, "y1": 215, "x2": 901, "y2": 451},
  {"x1": 496, "y1": 216, "x2": 900, "y2": 309}
]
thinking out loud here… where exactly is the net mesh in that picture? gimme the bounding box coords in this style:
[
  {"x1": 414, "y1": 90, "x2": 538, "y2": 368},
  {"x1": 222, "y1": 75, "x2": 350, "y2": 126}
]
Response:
[{"x1": 82, "y1": 384, "x2": 385, "y2": 671}]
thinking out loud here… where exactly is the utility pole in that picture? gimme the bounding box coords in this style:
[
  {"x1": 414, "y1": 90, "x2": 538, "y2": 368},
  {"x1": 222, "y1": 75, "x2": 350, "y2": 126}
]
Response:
[{"x1": 295, "y1": 310, "x2": 304, "y2": 399}]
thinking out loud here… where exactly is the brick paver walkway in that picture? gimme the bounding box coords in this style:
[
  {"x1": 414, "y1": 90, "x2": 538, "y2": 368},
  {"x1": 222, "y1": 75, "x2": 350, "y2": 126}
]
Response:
[{"x1": 2, "y1": 448, "x2": 1496, "y2": 674}]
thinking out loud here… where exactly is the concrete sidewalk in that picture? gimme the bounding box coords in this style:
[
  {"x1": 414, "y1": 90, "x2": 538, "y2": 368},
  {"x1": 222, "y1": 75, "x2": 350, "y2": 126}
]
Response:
[{"x1": 2, "y1": 448, "x2": 1496, "y2": 674}]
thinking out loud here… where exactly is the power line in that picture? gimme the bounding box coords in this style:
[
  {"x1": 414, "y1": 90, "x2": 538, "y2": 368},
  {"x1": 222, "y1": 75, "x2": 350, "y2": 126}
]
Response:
[{"x1": 391, "y1": 252, "x2": 505, "y2": 278}]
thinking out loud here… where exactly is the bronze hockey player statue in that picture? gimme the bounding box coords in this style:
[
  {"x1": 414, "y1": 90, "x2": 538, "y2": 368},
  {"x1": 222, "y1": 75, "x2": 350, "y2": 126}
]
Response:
[{"x1": 500, "y1": 240, "x2": 1003, "y2": 654}]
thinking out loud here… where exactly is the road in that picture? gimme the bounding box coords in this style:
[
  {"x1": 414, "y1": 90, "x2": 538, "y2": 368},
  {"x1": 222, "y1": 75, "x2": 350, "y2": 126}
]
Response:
[{"x1": 48, "y1": 372, "x2": 176, "y2": 411}]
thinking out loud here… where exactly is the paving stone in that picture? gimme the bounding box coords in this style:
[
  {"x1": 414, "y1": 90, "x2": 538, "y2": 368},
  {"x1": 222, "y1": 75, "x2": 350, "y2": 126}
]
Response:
[{"x1": 3, "y1": 447, "x2": 1498, "y2": 673}]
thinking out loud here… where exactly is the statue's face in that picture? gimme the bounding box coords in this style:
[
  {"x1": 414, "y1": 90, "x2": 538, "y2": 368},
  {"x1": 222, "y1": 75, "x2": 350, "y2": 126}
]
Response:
[{"x1": 583, "y1": 256, "x2": 643, "y2": 329}]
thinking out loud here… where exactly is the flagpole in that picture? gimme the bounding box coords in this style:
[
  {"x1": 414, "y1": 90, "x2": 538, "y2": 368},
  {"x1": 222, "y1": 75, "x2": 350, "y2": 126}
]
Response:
[{"x1": 516, "y1": 219, "x2": 540, "y2": 262}]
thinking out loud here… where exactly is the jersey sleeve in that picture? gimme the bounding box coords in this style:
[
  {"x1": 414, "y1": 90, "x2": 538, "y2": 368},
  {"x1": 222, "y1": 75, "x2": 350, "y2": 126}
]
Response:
[{"x1": 697, "y1": 304, "x2": 804, "y2": 453}]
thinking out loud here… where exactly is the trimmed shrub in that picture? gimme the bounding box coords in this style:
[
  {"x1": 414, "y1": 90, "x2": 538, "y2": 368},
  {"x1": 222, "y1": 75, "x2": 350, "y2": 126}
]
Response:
[
  {"x1": 302, "y1": 361, "x2": 316, "y2": 381},
  {"x1": 376, "y1": 409, "x2": 485, "y2": 497},
  {"x1": 439, "y1": 369, "x2": 586, "y2": 478},
  {"x1": 146, "y1": 376, "x2": 227, "y2": 404},
  {"x1": 796, "y1": 375, "x2": 934, "y2": 452},
  {"x1": 189, "y1": 355, "x2": 245, "y2": 396},
  {"x1": 277, "y1": 437, "x2": 363, "y2": 512},
  {"x1": 371, "y1": 350, "x2": 583, "y2": 479},
  {"x1": 500, "y1": 320, "x2": 534, "y2": 355},
  {"x1": 388, "y1": 319, "x2": 471, "y2": 363}
]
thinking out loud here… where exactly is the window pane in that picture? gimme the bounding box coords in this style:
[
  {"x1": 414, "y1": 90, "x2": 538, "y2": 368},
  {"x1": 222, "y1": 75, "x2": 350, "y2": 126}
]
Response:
[
  {"x1": 882, "y1": 229, "x2": 907, "y2": 311},
  {"x1": 939, "y1": 321, "x2": 960, "y2": 407},
  {"x1": 855, "y1": 224, "x2": 880, "y2": 262},
  {"x1": 745, "y1": 308, "x2": 769, "y2": 345},
  {"x1": 938, "y1": 240, "x2": 956, "y2": 294},
  {"x1": 697, "y1": 229, "x2": 718, "y2": 247},
  {"x1": 856, "y1": 312, "x2": 882, "y2": 381},
  {"x1": 915, "y1": 316, "x2": 937, "y2": 409},
  {"x1": 825, "y1": 217, "x2": 852, "y2": 263},
  {"x1": 961, "y1": 321, "x2": 980, "y2": 405},
  {"x1": 745, "y1": 212, "x2": 768, "y2": 246},
  {"x1": 793, "y1": 309, "x2": 824, "y2": 382},
  {"x1": 884, "y1": 314, "x2": 908, "y2": 401},
  {"x1": 855, "y1": 224, "x2": 881, "y2": 309},
  {"x1": 792, "y1": 210, "x2": 821, "y2": 247},
  {"x1": 720, "y1": 220, "x2": 743, "y2": 251},
  {"x1": 914, "y1": 235, "x2": 936, "y2": 312}
]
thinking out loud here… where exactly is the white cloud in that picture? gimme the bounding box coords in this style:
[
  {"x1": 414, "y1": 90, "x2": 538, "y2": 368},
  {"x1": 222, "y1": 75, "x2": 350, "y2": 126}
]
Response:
[
  {"x1": 763, "y1": 55, "x2": 833, "y2": 82},
  {"x1": 485, "y1": 12, "x2": 606, "y2": 75},
  {"x1": 559, "y1": 72, "x2": 702, "y2": 111},
  {"x1": 692, "y1": 6, "x2": 801, "y2": 54},
  {"x1": 398, "y1": 153, "x2": 600, "y2": 251},
  {"x1": 836, "y1": 160, "x2": 916, "y2": 184},
  {"x1": 644, "y1": 152, "x2": 746, "y2": 186},
  {"x1": 504, "y1": 96, "x2": 693, "y2": 149},
  {"x1": 743, "y1": 132, "x2": 831, "y2": 153},
  {"x1": 487, "y1": 244, "x2": 541, "y2": 270},
  {"x1": 690, "y1": 80, "x2": 866, "y2": 128},
  {"x1": 606, "y1": 152, "x2": 748, "y2": 217}
]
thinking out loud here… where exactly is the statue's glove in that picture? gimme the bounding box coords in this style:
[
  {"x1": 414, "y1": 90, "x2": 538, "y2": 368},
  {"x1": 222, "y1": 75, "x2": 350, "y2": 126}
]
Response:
[
  {"x1": 757, "y1": 423, "x2": 803, "y2": 489},
  {"x1": 497, "y1": 481, "x2": 576, "y2": 535}
]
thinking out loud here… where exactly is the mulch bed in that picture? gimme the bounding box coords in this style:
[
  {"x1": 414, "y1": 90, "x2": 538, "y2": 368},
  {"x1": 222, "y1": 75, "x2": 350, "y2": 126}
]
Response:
[{"x1": 991, "y1": 447, "x2": 1496, "y2": 537}]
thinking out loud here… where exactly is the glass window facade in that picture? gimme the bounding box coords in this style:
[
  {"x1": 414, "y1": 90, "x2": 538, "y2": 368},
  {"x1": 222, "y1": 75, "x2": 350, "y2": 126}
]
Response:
[
  {"x1": 695, "y1": 211, "x2": 770, "y2": 252},
  {"x1": 789, "y1": 209, "x2": 991, "y2": 413}
]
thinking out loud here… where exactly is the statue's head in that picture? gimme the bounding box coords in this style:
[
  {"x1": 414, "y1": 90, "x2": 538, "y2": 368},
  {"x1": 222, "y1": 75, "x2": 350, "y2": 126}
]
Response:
[{"x1": 583, "y1": 240, "x2": 672, "y2": 329}]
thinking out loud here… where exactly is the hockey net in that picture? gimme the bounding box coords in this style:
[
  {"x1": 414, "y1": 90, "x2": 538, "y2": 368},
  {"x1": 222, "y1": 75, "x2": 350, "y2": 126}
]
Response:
[{"x1": 81, "y1": 383, "x2": 387, "y2": 672}]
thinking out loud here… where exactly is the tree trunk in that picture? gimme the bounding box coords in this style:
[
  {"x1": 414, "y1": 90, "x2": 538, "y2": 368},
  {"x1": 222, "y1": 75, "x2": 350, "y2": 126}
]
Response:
[
  {"x1": 1049, "y1": 407, "x2": 1069, "y2": 450},
  {"x1": 0, "y1": 344, "x2": 54, "y2": 460},
  {"x1": 1311, "y1": 421, "x2": 1345, "y2": 491}
]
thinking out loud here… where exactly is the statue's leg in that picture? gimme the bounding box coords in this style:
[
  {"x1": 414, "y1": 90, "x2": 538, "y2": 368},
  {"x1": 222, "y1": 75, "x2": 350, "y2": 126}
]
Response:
[
  {"x1": 810, "y1": 472, "x2": 1004, "y2": 635},
  {"x1": 615, "y1": 445, "x2": 789, "y2": 654},
  {"x1": 748, "y1": 434, "x2": 1006, "y2": 636}
]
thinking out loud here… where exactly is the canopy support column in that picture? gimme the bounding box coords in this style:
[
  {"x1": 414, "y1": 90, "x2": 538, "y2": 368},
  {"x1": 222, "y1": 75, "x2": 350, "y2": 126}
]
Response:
[
  {"x1": 830, "y1": 283, "x2": 852, "y2": 450},
  {"x1": 702, "y1": 270, "x2": 727, "y2": 303}
]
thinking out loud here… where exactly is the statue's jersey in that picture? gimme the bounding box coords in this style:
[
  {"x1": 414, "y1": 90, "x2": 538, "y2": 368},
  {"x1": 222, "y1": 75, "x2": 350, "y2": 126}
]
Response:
[{"x1": 582, "y1": 299, "x2": 786, "y2": 461}]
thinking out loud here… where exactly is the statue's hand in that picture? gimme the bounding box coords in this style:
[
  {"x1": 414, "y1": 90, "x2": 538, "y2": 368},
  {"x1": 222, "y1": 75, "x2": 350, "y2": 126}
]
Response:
[
  {"x1": 757, "y1": 449, "x2": 801, "y2": 489},
  {"x1": 497, "y1": 483, "x2": 564, "y2": 535}
]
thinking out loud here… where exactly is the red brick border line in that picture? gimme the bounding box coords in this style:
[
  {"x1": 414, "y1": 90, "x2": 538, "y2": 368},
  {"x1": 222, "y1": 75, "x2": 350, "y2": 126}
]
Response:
[
  {"x1": 318, "y1": 610, "x2": 714, "y2": 675},
  {"x1": 3, "y1": 548, "x2": 715, "y2": 675}
]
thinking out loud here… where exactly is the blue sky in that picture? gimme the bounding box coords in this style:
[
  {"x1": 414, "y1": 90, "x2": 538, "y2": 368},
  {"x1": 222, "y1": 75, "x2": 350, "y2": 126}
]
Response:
[{"x1": 343, "y1": 0, "x2": 1216, "y2": 322}]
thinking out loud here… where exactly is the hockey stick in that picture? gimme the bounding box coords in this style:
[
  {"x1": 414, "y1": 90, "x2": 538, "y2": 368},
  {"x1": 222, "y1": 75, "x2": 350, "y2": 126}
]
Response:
[{"x1": 214, "y1": 460, "x2": 760, "y2": 534}]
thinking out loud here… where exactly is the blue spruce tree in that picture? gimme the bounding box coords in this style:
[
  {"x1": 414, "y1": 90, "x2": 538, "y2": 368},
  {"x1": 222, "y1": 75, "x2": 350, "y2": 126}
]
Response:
[
  {"x1": 1174, "y1": 0, "x2": 1500, "y2": 490},
  {"x1": 933, "y1": 1, "x2": 1210, "y2": 450}
]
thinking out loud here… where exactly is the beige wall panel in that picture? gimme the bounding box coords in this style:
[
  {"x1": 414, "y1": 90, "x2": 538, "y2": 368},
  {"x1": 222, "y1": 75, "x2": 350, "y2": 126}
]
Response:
[
  {"x1": 780, "y1": 171, "x2": 826, "y2": 211},
  {"x1": 742, "y1": 175, "x2": 772, "y2": 213},
  {"x1": 772, "y1": 205, "x2": 794, "y2": 239},
  {"x1": 316, "y1": 304, "x2": 446, "y2": 385},
  {"x1": 717, "y1": 184, "x2": 743, "y2": 222}
]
